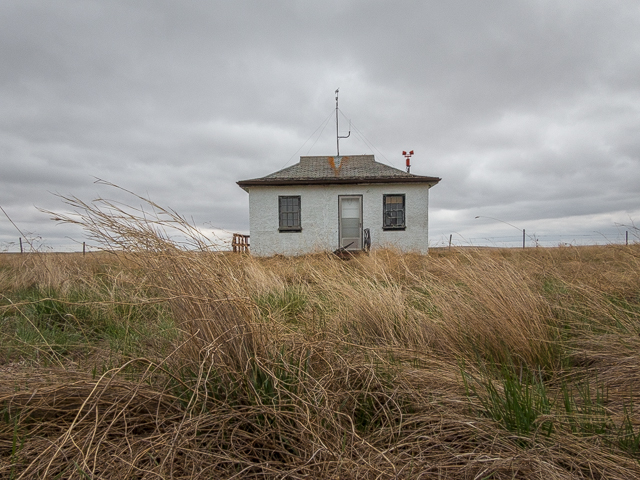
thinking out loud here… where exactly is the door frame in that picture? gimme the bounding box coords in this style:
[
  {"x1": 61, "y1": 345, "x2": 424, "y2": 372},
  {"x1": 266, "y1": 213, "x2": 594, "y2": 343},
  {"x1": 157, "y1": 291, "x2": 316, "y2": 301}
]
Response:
[{"x1": 338, "y1": 195, "x2": 363, "y2": 251}]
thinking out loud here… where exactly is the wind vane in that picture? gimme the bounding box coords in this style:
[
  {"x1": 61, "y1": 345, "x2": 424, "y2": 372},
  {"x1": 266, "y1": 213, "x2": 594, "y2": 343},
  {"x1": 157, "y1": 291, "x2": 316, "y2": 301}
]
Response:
[
  {"x1": 335, "y1": 88, "x2": 350, "y2": 156},
  {"x1": 403, "y1": 150, "x2": 414, "y2": 173}
]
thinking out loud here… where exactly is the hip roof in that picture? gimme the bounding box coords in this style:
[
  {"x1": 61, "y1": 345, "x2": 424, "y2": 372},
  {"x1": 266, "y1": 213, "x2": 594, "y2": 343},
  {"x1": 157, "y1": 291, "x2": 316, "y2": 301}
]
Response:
[{"x1": 237, "y1": 155, "x2": 441, "y2": 189}]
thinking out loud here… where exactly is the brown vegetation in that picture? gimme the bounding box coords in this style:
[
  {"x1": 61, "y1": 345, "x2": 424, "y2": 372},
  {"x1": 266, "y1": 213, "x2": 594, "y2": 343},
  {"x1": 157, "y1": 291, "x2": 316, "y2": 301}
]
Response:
[{"x1": 1, "y1": 196, "x2": 639, "y2": 478}]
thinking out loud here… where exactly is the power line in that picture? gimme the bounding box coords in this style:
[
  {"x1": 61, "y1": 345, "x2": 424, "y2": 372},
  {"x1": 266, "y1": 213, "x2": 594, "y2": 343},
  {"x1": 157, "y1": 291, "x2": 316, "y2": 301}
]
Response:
[
  {"x1": 306, "y1": 111, "x2": 334, "y2": 155},
  {"x1": 279, "y1": 109, "x2": 335, "y2": 170},
  {"x1": 345, "y1": 114, "x2": 392, "y2": 164}
]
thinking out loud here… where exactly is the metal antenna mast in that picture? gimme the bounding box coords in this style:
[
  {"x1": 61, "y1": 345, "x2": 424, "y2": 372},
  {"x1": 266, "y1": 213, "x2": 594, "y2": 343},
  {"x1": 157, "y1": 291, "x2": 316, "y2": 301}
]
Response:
[{"x1": 335, "y1": 88, "x2": 350, "y2": 156}]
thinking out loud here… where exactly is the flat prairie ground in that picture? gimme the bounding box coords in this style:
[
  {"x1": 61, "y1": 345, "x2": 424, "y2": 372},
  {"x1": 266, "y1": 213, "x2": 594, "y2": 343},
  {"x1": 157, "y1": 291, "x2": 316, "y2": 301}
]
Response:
[{"x1": 1, "y1": 244, "x2": 640, "y2": 479}]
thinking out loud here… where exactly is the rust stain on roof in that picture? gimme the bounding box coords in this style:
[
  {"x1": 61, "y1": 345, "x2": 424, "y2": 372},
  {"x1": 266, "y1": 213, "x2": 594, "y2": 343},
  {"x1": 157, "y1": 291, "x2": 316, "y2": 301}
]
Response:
[{"x1": 327, "y1": 156, "x2": 349, "y2": 176}]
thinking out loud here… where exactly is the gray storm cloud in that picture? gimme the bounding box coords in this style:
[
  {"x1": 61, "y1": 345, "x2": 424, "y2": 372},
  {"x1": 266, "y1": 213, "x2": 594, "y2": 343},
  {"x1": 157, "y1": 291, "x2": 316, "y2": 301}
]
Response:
[{"x1": 1, "y1": 0, "x2": 639, "y2": 250}]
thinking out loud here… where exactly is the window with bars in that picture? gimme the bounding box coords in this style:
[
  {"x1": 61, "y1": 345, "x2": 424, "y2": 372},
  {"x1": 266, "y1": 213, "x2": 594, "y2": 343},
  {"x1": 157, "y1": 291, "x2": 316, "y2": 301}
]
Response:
[
  {"x1": 278, "y1": 196, "x2": 301, "y2": 231},
  {"x1": 383, "y1": 194, "x2": 405, "y2": 230}
]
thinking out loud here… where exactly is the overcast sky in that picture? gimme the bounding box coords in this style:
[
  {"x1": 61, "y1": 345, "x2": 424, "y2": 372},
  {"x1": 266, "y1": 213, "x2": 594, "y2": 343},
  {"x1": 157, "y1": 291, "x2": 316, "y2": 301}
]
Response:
[{"x1": 1, "y1": 0, "x2": 639, "y2": 251}]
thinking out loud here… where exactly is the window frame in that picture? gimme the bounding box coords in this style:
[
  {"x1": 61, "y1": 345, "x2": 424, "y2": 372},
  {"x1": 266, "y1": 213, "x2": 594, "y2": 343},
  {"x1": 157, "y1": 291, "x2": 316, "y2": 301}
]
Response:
[
  {"x1": 278, "y1": 195, "x2": 302, "y2": 232},
  {"x1": 382, "y1": 194, "x2": 406, "y2": 230}
]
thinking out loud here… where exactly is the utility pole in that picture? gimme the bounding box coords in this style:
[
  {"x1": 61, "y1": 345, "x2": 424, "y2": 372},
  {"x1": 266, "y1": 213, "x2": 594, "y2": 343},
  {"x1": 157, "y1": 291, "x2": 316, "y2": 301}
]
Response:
[{"x1": 335, "y1": 88, "x2": 350, "y2": 156}]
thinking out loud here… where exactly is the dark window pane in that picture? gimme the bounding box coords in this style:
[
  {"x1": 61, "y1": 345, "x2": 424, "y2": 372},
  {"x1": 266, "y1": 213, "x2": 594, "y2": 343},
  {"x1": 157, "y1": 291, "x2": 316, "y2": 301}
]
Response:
[
  {"x1": 383, "y1": 195, "x2": 405, "y2": 229},
  {"x1": 279, "y1": 196, "x2": 301, "y2": 230}
]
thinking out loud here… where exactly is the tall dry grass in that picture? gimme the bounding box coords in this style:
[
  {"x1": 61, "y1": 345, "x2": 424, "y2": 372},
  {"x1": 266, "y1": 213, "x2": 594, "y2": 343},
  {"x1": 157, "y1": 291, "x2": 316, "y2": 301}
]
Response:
[{"x1": 0, "y1": 190, "x2": 638, "y2": 478}]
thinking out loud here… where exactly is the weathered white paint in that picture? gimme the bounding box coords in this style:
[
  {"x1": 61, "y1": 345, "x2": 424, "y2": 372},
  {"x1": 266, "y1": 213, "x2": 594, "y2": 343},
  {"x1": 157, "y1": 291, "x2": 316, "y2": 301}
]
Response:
[{"x1": 246, "y1": 183, "x2": 431, "y2": 256}]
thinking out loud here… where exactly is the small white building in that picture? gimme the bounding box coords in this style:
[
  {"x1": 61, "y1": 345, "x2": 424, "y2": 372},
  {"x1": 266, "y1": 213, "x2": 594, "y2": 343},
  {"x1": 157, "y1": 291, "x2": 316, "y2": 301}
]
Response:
[{"x1": 237, "y1": 155, "x2": 440, "y2": 256}]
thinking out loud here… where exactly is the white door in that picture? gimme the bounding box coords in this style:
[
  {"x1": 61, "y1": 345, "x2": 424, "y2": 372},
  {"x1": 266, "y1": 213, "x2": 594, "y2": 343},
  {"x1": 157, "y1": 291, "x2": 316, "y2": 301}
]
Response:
[{"x1": 339, "y1": 196, "x2": 362, "y2": 250}]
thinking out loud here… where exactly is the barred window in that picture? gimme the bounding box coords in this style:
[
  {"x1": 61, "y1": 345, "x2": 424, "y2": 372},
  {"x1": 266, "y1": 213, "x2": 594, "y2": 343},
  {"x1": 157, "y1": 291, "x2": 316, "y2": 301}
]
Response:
[
  {"x1": 279, "y1": 196, "x2": 301, "y2": 231},
  {"x1": 383, "y1": 194, "x2": 405, "y2": 230}
]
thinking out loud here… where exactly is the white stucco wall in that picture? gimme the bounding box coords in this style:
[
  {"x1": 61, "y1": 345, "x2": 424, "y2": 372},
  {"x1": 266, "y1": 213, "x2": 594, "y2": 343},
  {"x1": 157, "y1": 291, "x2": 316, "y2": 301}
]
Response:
[{"x1": 246, "y1": 183, "x2": 432, "y2": 256}]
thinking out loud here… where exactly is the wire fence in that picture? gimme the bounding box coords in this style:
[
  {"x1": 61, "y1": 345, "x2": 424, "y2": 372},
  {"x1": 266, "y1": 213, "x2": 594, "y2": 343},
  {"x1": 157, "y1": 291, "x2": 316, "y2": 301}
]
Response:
[
  {"x1": 435, "y1": 230, "x2": 638, "y2": 249},
  {"x1": 2, "y1": 229, "x2": 639, "y2": 254}
]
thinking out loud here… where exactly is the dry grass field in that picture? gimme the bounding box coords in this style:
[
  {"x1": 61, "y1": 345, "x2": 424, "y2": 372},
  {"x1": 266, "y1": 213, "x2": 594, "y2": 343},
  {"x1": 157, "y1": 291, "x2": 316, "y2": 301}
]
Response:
[{"x1": 1, "y1": 200, "x2": 639, "y2": 478}]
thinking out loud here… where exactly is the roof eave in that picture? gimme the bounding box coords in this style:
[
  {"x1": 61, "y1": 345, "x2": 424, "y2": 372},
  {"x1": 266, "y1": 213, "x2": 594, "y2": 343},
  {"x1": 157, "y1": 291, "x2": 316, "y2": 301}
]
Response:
[{"x1": 236, "y1": 177, "x2": 441, "y2": 188}]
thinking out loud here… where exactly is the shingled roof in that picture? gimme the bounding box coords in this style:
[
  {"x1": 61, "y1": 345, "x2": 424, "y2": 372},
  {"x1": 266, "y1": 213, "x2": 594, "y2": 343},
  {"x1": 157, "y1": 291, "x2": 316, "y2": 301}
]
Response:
[{"x1": 237, "y1": 155, "x2": 441, "y2": 189}]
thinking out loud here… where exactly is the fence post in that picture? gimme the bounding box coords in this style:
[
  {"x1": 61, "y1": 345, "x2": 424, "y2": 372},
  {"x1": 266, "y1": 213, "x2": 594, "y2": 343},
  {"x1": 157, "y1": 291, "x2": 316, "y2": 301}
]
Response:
[
  {"x1": 522, "y1": 229, "x2": 525, "y2": 249},
  {"x1": 449, "y1": 234, "x2": 452, "y2": 250},
  {"x1": 627, "y1": 231, "x2": 629, "y2": 246},
  {"x1": 19, "y1": 237, "x2": 23, "y2": 254},
  {"x1": 83, "y1": 242, "x2": 86, "y2": 256}
]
